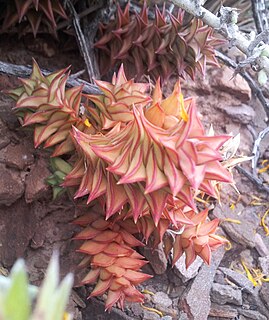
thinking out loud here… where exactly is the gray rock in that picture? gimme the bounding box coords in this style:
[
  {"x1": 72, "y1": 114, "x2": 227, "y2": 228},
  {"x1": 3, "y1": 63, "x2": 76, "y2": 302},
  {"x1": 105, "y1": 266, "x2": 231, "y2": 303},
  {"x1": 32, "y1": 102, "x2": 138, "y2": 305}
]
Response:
[
  {"x1": 127, "y1": 302, "x2": 144, "y2": 319},
  {"x1": 245, "y1": 286, "x2": 269, "y2": 316},
  {"x1": 238, "y1": 309, "x2": 267, "y2": 320},
  {"x1": 211, "y1": 283, "x2": 242, "y2": 306},
  {"x1": 223, "y1": 104, "x2": 255, "y2": 124},
  {"x1": 179, "y1": 248, "x2": 225, "y2": 320},
  {"x1": 258, "y1": 256, "x2": 269, "y2": 275},
  {"x1": 214, "y1": 270, "x2": 226, "y2": 285},
  {"x1": 82, "y1": 298, "x2": 135, "y2": 320},
  {"x1": 219, "y1": 267, "x2": 255, "y2": 294},
  {"x1": 152, "y1": 292, "x2": 172, "y2": 308},
  {"x1": 174, "y1": 253, "x2": 204, "y2": 283},
  {"x1": 255, "y1": 234, "x2": 269, "y2": 257},
  {"x1": 209, "y1": 303, "x2": 238, "y2": 318},
  {"x1": 143, "y1": 309, "x2": 161, "y2": 320},
  {"x1": 260, "y1": 283, "x2": 269, "y2": 310},
  {"x1": 160, "y1": 316, "x2": 172, "y2": 320},
  {"x1": 240, "y1": 249, "x2": 255, "y2": 266},
  {"x1": 178, "y1": 312, "x2": 189, "y2": 320},
  {"x1": 142, "y1": 242, "x2": 167, "y2": 275},
  {"x1": 213, "y1": 205, "x2": 260, "y2": 248}
]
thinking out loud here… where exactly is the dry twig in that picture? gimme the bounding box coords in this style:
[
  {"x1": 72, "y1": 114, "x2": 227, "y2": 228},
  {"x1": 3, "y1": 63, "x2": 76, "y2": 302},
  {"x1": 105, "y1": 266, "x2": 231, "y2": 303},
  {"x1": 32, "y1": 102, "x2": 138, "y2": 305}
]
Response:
[
  {"x1": 170, "y1": 0, "x2": 269, "y2": 75},
  {"x1": 251, "y1": 126, "x2": 269, "y2": 176},
  {"x1": 0, "y1": 60, "x2": 101, "y2": 95},
  {"x1": 215, "y1": 50, "x2": 269, "y2": 118},
  {"x1": 65, "y1": 0, "x2": 98, "y2": 83},
  {"x1": 236, "y1": 165, "x2": 269, "y2": 194},
  {"x1": 251, "y1": 0, "x2": 269, "y2": 35}
]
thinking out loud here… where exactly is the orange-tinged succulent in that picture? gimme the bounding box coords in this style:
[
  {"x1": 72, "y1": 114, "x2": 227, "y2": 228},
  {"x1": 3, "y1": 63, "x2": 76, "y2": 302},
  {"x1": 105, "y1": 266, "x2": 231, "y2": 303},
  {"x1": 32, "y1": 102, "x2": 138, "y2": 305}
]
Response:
[
  {"x1": 69, "y1": 68, "x2": 233, "y2": 225},
  {"x1": 170, "y1": 208, "x2": 226, "y2": 268},
  {"x1": 84, "y1": 64, "x2": 151, "y2": 130},
  {"x1": 7, "y1": 59, "x2": 92, "y2": 156},
  {"x1": 95, "y1": 2, "x2": 224, "y2": 82},
  {"x1": 7, "y1": 61, "x2": 236, "y2": 312},
  {"x1": 1, "y1": 0, "x2": 69, "y2": 37},
  {"x1": 73, "y1": 211, "x2": 152, "y2": 311}
]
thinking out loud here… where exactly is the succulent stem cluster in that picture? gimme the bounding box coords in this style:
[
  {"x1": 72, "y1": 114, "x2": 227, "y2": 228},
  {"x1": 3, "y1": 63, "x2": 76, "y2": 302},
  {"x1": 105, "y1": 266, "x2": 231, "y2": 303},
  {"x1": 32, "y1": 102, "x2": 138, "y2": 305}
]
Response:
[
  {"x1": 8, "y1": 60, "x2": 233, "y2": 311},
  {"x1": 95, "y1": 2, "x2": 224, "y2": 82},
  {"x1": 1, "y1": 0, "x2": 69, "y2": 37}
]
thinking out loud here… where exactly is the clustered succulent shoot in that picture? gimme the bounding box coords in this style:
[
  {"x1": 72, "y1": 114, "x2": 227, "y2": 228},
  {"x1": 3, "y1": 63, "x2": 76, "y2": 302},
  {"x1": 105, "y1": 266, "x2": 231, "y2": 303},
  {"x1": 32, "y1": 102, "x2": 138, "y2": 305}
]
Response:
[
  {"x1": 8, "y1": 59, "x2": 236, "y2": 311},
  {"x1": 94, "y1": 2, "x2": 224, "y2": 82},
  {"x1": 7, "y1": 59, "x2": 93, "y2": 157},
  {"x1": 0, "y1": 0, "x2": 69, "y2": 37},
  {"x1": 0, "y1": 253, "x2": 73, "y2": 320}
]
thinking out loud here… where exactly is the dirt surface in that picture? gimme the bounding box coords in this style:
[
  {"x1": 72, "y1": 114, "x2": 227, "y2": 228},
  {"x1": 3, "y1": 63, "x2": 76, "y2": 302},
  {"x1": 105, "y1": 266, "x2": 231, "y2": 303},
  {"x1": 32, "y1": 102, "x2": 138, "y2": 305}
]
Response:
[{"x1": 1, "y1": 26, "x2": 269, "y2": 320}]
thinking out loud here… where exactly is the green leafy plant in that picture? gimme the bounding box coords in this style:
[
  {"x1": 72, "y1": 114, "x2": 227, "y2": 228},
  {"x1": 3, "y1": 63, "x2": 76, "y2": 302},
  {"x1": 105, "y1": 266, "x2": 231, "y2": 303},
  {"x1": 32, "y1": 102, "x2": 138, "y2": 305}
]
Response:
[
  {"x1": 0, "y1": 253, "x2": 73, "y2": 320},
  {"x1": 47, "y1": 157, "x2": 73, "y2": 199}
]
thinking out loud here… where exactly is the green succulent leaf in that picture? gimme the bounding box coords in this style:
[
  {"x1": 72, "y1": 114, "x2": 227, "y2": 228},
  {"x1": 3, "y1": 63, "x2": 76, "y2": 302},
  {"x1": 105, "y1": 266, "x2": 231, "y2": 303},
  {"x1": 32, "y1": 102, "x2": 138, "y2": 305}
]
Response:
[
  {"x1": 50, "y1": 157, "x2": 73, "y2": 175},
  {"x1": 52, "y1": 186, "x2": 66, "y2": 199},
  {"x1": 43, "y1": 273, "x2": 74, "y2": 320},
  {"x1": 46, "y1": 175, "x2": 59, "y2": 186},
  {"x1": 34, "y1": 252, "x2": 59, "y2": 312},
  {"x1": 2, "y1": 260, "x2": 31, "y2": 320},
  {"x1": 32, "y1": 252, "x2": 73, "y2": 320}
]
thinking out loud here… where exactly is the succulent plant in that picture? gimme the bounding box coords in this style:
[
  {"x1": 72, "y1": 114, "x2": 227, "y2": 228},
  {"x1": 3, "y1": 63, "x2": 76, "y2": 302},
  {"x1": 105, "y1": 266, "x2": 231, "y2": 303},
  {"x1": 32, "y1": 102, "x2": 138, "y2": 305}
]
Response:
[
  {"x1": 1, "y1": 0, "x2": 69, "y2": 37},
  {"x1": 95, "y1": 2, "x2": 224, "y2": 82},
  {"x1": 47, "y1": 157, "x2": 73, "y2": 199},
  {"x1": 68, "y1": 67, "x2": 233, "y2": 225},
  {"x1": 169, "y1": 208, "x2": 226, "y2": 268},
  {"x1": 7, "y1": 59, "x2": 93, "y2": 156},
  {"x1": 73, "y1": 211, "x2": 151, "y2": 311},
  {"x1": 0, "y1": 253, "x2": 73, "y2": 320},
  {"x1": 85, "y1": 64, "x2": 151, "y2": 130},
  {"x1": 8, "y1": 61, "x2": 234, "y2": 312}
]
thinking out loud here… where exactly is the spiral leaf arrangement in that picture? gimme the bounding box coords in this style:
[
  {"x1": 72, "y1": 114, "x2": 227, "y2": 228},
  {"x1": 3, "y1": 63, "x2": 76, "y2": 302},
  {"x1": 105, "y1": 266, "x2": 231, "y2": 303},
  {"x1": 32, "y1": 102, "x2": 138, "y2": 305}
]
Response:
[{"x1": 8, "y1": 56, "x2": 234, "y2": 310}]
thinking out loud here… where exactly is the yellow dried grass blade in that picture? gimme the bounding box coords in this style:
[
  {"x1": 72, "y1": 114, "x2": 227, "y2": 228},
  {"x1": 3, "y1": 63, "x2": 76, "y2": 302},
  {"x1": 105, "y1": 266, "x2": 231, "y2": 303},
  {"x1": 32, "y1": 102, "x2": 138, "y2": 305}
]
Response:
[
  {"x1": 223, "y1": 218, "x2": 241, "y2": 224},
  {"x1": 141, "y1": 289, "x2": 155, "y2": 296},
  {"x1": 140, "y1": 304, "x2": 163, "y2": 317},
  {"x1": 261, "y1": 209, "x2": 269, "y2": 236},
  {"x1": 241, "y1": 260, "x2": 258, "y2": 287}
]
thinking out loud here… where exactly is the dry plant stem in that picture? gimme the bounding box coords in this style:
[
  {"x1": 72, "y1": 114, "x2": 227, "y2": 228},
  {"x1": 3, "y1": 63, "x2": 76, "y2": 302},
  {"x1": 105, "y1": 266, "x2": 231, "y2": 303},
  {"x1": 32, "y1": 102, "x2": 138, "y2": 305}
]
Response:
[
  {"x1": 236, "y1": 165, "x2": 269, "y2": 194},
  {"x1": 0, "y1": 60, "x2": 101, "y2": 95},
  {"x1": 251, "y1": 0, "x2": 269, "y2": 35},
  {"x1": 66, "y1": 0, "x2": 97, "y2": 83},
  {"x1": 170, "y1": 0, "x2": 269, "y2": 74},
  {"x1": 215, "y1": 50, "x2": 269, "y2": 118},
  {"x1": 252, "y1": 126, "x2": 269, "y2": 176},
  {"x1": 56, "y1": 2, "x2": 103, "y2": 30},
  {"x1": 79, "y1": 1, "x2": 103, "y2": 80}
]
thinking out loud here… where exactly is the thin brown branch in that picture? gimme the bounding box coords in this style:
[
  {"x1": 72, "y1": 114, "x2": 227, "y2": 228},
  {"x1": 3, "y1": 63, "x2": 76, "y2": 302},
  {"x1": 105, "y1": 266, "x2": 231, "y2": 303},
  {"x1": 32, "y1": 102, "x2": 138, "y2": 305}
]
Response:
[
  {"x1": 236, "y1": 165, "x2": 269, "y2": 194},
  {"x1": 65, "y1": 0, "x2": 98, "y2": 83},
  {"x1": 0, "y1": 60, "x2": 101, "y2": 95},
  {"x1": 215, "y1": 50, "x2": 269, "y2": 119},
  {"x1": 251, "y1": 126, "x2": 269, "y2": 176},
  {"x1": 251, "y1": 0, "x2": 269, "y2": 35}
]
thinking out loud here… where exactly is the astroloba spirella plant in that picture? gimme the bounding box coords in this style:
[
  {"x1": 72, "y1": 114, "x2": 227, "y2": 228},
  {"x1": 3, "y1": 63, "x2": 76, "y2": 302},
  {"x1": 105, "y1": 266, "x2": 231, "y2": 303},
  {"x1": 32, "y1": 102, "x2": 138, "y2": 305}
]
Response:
[
  {"x1": 95, "y1": 2, "x2": 224, "y2": 82},
  {"x1": 0, "y1": 0, "x2": 70, "y2": 37},
  {"x1": 6, "y1": 56, "x2": 239, "y2": 311}
]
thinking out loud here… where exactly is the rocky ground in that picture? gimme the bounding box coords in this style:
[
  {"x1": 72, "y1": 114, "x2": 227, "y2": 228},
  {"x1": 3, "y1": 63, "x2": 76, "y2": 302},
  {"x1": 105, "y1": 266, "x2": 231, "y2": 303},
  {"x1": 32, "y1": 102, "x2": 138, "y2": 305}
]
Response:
[{"x1": 0, "y1": 32, "x2": 269, "y2": 320}]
